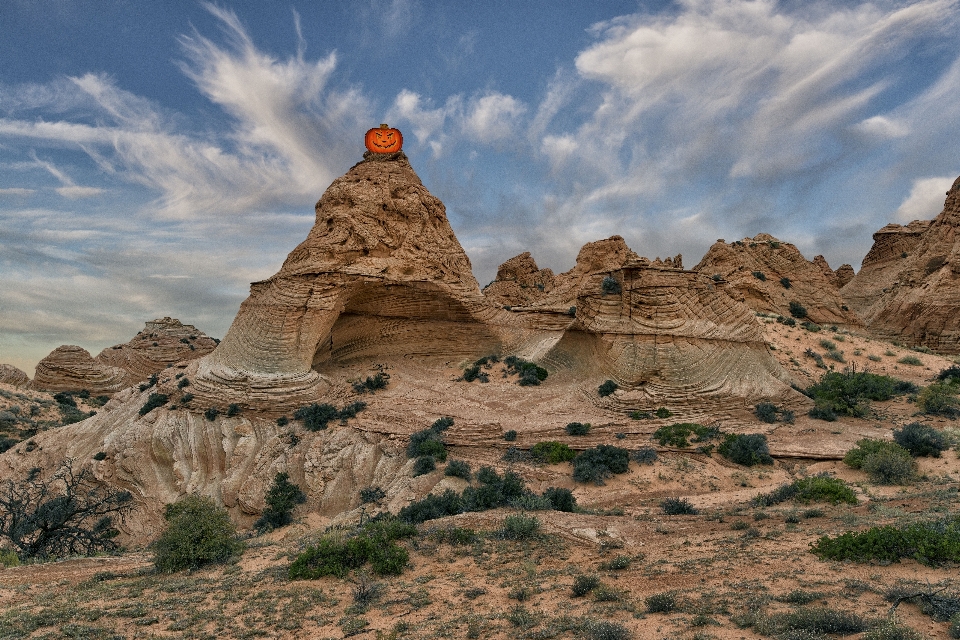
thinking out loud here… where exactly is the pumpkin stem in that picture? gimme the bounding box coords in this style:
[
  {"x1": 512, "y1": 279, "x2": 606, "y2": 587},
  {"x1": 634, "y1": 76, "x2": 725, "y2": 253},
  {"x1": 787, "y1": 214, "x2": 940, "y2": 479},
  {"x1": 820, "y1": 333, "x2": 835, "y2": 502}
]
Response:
[{"x1": 380, "y1": 123, "x2": 389, "y2": 129}]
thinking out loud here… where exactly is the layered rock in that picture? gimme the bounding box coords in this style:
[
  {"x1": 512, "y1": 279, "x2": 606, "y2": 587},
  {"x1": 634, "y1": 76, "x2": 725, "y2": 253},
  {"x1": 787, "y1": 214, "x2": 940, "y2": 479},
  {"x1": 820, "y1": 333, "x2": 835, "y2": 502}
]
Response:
[
  {"x1": 843, "y1": 175, "x2": 960, "y2": 352},
  {"x1": 693, "y1": 234, "x2": 861, "y2": 326},
  {"x1": 482, "y1": 252, "x2": 555, "y2": 307},
  {"x1": 29, "y1": 318, "x2": 217, "y2": 394},
  {"x1": 0, "y1": 364, "x2": 29, "y2": 387},
  {"x1": 30, "y1": 346, "x2": 128, "y2": 394}
]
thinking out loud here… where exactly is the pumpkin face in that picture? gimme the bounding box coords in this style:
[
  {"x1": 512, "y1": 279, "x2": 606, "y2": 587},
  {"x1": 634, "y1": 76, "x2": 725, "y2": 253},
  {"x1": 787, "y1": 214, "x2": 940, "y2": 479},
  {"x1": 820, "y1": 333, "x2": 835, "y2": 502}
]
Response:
[{"x1": 364, "y1": 124, "x2": 403, "y2": 153}]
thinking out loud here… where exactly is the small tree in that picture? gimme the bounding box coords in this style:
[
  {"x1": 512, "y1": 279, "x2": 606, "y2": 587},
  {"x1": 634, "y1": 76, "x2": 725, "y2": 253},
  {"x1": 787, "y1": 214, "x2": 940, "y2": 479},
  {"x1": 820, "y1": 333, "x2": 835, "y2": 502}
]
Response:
[
  {"x1": 254, "y1": 472, "x2": 307, "y2": 533},
  {"x1": 0, "y1": 460, "x2": 133, "y2": 560},
  {"x1": 153, "y1": 495, "x2": 243, "y2": 572}
]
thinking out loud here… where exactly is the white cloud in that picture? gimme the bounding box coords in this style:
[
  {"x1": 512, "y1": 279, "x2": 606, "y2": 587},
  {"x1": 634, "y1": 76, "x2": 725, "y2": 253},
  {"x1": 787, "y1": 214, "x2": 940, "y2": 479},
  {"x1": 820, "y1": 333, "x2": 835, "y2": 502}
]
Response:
[
  {"x1": 896, "y1": 176, "x2": 954, "y2": 222},
  {"x1": 855, "y1": 115, "x2": 910, "y2": 138},
  {"x1": 0, "y1": 188, "x2": 34, "y2": 196},
  {"x1": 463, "y1": 93, "x2": 526, "y2": 141},
  {"x1": 55, "y1": 186, "x2": 105, "y2": 199}
]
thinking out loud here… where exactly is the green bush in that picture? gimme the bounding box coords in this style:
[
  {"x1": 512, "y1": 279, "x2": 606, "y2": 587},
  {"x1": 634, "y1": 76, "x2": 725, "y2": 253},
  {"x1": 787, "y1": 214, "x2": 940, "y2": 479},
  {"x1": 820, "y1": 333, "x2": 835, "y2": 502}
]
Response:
[
  {"x1": 811, "y1": 515, "x2": 960, "y2": 565},
  {"x1": 504, "y1": 356, "x2": 548, "y2": 386},
  {"x1": 572, "y1": 445, "x2": 630, "y2": 485},
  {"x1": 499, "y1": 514, "x2": 540, "y2": 540},
  {"x1": 718, "y1": 433, "x2": 772, "y2": 466},
  {"x1": 138, "y1": 393, "x2": 168, "y2": 416},
  {"x1": 894, "y1": 422, "x2": 948, "y2": 457},
  {"x1": 204, "y1": 407, "x2": 219, "y2": 421},
  {"x1": 789, "y1": 301, "x2": 807, "y2": 318},
  {"x1": 407, "y1": 419, "x2": 451, "y2": 461},
  {"x1": 598, "y1": 380, "x2": 618, "y2": 397},
  {"x1": 289, "y1": 517, "x2": 415, "y2": 579},
  {"x1": 752, "y1": 270, "x2": 766, "y2": 281},
  {"x1": 565, "y1": 421, "x2": 591, "y2": 436},
  {"x1": 661, "y1": 497, "x2": 698, "y2": 515},
  {"x1": 753, "y1": 475, "x2": 857, "y2": 507},
  {"x1": 578, "y1": 619, "x2": 631, "y2": 640},
  {"x1": 254, "y1": 472, "x2": 306, "y2": 533},
  {"x1": 862, "y1": 620, "x2": 925, "y2": 640},
  {"x1": 844, "y1": 438, "x2": 915, "y2": 484},
  {"x1": 226, "y1": 403, "x2": 241, "y2": 417},
  {"x1": 153, "y1": 495, "x2": 244, "y2": 572},
  {"x1": 917, "y1": 382, "x2": 960, "y2": 417},
  {"x1": 806, "y1": 370, "x2": 909, "y2": 419},
  {"x1": 646, "y1": 591, "x2": 677, "y2": 613},
  {"x1": 631, "y1": 447, "x2": 658, "y2": 465},
  {"x1": 652, "y1": 423, "x2": 720, "y2": 448},
  {"x1": 444, "y1": 460, "x2": 471, "y2": 479},
  {"x1": 898, "y1": 355, "x2": 923, "y2": 366},
  {"x1": 413, "y1": 456, "x2": 436, "y2": 476},
  {"x1": 398, "y1": 467, "x2": 531, "y2": 525},
  {"x1": 359, "y1": 486, "x2": 386, "y2": 504},
  {"x1": 601, "y1": 276, "x2": 622, "y2": 295},
  {"x1": 294, "y1": 401, "x2": 367, "y2": 431},
  {"x1": 755, "y1": 402, "x2": 778, "y2": 423},
  {"x1": 655, "y1": 407, "x2": 672, "y2": 419},
  {"x1": 543, "y1": 487, "x2": 576, "y2": 512},
  {"x1": 352, "y1": 372, "x2": 390, "y2": 394},
  {"x1": 572, "y1": 574, "x2": 600, "y2": 597},
  {"x1": 531, "y1": 441, "x2": 576, "y2": 464},
  {"x1": 756, "y1": 607, "x2": 866, "y2": 636},
  {"x1": 503, "y1": 430, "x2": 517, "y2": 441}
]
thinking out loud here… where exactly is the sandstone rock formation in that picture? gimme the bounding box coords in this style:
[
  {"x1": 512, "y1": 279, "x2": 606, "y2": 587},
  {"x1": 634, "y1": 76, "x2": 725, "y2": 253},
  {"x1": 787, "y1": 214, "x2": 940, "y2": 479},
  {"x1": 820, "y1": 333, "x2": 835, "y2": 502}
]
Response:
[
  {"x1": 842, "y1": 175, "x2": 960, "y2": 352},
  {"x1": 482, "y1": 252, "x2": 555, "y2": 307},
  {"x1": 0, "y1": 364, "x2": 28, "y2": 387},
  {"x1": 29, "y1": 318, "x2": 217, "y2": 394},
  {"x1": 694, "y1": 234, "x2": 861, "y2": 326},
  {"x1": 30, "y1": 345, "x2": 129, "y2": 394}
]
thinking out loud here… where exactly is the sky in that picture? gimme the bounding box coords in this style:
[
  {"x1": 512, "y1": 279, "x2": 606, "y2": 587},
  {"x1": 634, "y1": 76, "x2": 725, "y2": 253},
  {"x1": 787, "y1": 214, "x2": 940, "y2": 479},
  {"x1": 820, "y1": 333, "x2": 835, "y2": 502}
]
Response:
[{"x1": 2, "y1": 0, "x2": 959, "y2": 377}]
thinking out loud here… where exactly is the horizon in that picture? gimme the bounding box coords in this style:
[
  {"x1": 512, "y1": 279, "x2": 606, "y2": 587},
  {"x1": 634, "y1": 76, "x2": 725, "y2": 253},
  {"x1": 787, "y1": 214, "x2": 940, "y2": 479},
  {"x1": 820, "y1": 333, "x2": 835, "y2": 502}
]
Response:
[{"x1": 2, "y1": 0, "x2": 959, "y2": 377}]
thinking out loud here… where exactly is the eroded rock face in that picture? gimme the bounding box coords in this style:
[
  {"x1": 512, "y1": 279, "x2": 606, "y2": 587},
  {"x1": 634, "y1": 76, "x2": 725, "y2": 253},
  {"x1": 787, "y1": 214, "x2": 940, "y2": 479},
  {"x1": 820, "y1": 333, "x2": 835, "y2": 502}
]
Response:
[
  {"x1": 482, "y1": 252, "x2": 555, "y2": 307},
  {"x1": 30, "y1": 346, "x2": 129, "y2": 394},
  {"x1": 0, "y1": 364, "x2": 28, "y2": 387},
  {"x1": 843, "y1": 175, "x2": 960, "y2": 352},
  {"x1": 694, "y1": 234, "x2": 861, "y2": 326},
  {"x1": 29, "y1": 318, "x2": 217, "y2": 394}
]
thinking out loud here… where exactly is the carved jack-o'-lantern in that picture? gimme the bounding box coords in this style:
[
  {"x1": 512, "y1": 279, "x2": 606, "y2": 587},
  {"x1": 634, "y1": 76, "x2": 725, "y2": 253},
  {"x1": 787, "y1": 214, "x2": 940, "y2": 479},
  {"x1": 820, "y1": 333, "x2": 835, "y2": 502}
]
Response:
[{"x1": 364, "y1": 124, "x2": 403, "y2": 153}]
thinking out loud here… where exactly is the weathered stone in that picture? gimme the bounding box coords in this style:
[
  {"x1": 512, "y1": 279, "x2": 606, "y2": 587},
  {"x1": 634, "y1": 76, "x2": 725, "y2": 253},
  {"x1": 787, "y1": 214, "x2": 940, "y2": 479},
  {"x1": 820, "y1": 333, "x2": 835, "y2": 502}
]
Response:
[{"x1": 0, "y1": 364, "x2": 28, "y2": 387}]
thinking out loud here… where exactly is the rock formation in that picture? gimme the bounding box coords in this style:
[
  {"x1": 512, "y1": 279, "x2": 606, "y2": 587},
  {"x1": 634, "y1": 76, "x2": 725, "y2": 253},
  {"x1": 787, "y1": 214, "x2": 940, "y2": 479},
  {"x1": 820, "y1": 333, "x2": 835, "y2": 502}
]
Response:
[
  {"x1": 694, "y1": 234, "x2": 861, "y2": 326},
  {"x1": 482, "y1": 252, "x2": 555, "y2": 307},
  {"x1": 29, "y1": 318, "x2": 217, "y2": 394},
  {"x1": 842, "y1": 175, "x2": 960, "y2": 352},
  {"x1": 30, "y1": 345, "x2": 129, "y2": 394},
  {"x1": 0, "y1": 364, "x2": 29, "y2": 387}
]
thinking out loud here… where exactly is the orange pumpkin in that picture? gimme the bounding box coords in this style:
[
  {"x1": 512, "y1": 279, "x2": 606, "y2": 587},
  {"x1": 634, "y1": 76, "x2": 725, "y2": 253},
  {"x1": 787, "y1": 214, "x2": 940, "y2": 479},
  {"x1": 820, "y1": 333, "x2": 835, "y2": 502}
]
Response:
[{"x1": 364, "y1": 124, "x2": 403, "y2": 153}]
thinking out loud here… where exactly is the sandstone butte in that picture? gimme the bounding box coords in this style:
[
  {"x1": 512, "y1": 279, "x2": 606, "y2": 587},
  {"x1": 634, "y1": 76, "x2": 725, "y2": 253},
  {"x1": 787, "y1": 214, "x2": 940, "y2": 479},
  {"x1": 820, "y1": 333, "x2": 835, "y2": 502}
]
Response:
[
  {"x1": 842, "y1": 175, "x2": 960, "y2": 353},
  {"x1": 0, "y1": 150, "x2": 800, "y2": 540},
  {"x1": 28, "y1": 317, "x2": 217, "y2": 394}
]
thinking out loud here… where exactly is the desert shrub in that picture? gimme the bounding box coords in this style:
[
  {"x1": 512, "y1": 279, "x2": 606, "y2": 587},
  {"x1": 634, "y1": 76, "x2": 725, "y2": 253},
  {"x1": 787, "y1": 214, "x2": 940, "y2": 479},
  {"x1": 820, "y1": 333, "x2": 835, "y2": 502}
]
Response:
[
  {"x1": 0, "y1": 460, "x2": 133, "y2": 560},
  {"x1": 863, "y1": 447, "x2": 915, "y2": 484},
  {"x1": 661, "y1": 497, "x2": 698, "y2": 515},
  {"x1": 631, "y1": 447, "x2": 658, "y2": 465},
  {"x1": 352, "y1": 372, "x2": 389, "y2": 394},
  {"x1": 752, "y1": 270, "x2": 766, "y2": 281},
  {"x1": 718, "y1": 433, "x2": 773, "y2": 466},
  {"x1": 92, "y1": 451, "x2": 107, "y2": 461},
  {"x1": 806, "y1": 370, "x2": 908, "y2": 419},
  {"x1": 789, "y1": 301, "x2": 807, "y2": 318},
  {"x1": 289, "y1": 517, "x2": 414, "y2": 579},
  {"x1": 499, "y1": 514, "x2": 540, "y2": 540},
  {"x1": 139, "y1": 393, "x2": 168, "y2": 416},
  {"x1": 503, "y1": 429, "x2": 517, "y2": 441},
  {"x1": 565, "y1": 421, "x2": 591, "y2": 436},
  {"x1": 153, "y1": 495, "x2": 244, "y2": 572},
  {"x1": 294, "y1": 401, "x2": 367, "y2": 431},
  {"x1": 601, "y1": 276, "x2": 622, "y2": 295},
  {"x1": 598, "y1": 380, "x2": 618, "y2": 397},
  {"x1": 176, "y1": 377, "x2": 190, "y2": 389},
  {"x1": 753, "y1": 475, "x2": 857, "y2": 507},
  {"x1": 862, "y1": 620, "x2": 925, "y2": 640},
  {"x1": 826, "y1": 349, "x2": 846, "y2": 363},
  {"x1": 937, "y1": 366, "x2": 960, "y2": 382},
  {"x1": 780, "y1": 276, "x2": 791, "y2": 288},
  {"x1": 504, "y1": 356, "x2": 548, "y2": 386},
  {"x1": 578, "y1": 619, "x2": 631, "y2": 640},
  {"x1": 510, "y1": 492, "x2": 552, "y2": 511},
  {"x1": 139, "y1": 373, "x2": 158, "y2": 391},
  {"x1": 502, "y1": 446, "x2": 528, "y2": 462},
  {"x1": 398, "y1": 489, "x2": 464, "y2": 524},
  {"x1": 444, "y1": 460, "x2": 471, "y2": 479},
  {"x1": 778, "y1": 315, "x2": 797, "y2": 326},
  {"x1": 254, "y1": 472, "x2": 306, "y2": 533},
  {"x1": 652, "y1": 423, "x2": 720, "y2": 448},
  {"x1": 755, "y1": 402, "x2": 779, "y2": 423},
  {"x1": 226, "y1": 403, "x2": 241, "y2": 417},
  {"x1": 531, "y1": 441, "x2": 576, "y2": 464},
  {"x1": 898, "y1": 355, "x2": 923, "y2": 366},
  {"x1": 413, "y1": 456, "x2": 436, "y2": 476},
  {"x1": 655, "y1": 407, "x2": 672, "y2": 419},
  {"x1": 844, "y1": 438, "x2": 906, "y2": 468},
  {"x1": 756, "y1": 607, "x2": 867, "y2": 636},
  {"x1": 572, "y1": 445, "x2": 630, "y2": 485},
  {"x1": 917, "y1": 382, "x2": 960, "y2": 417},
  {"x1": 407, "y1": 418, "x2": 450, "y2": 461},
  {"x1": 0, "y1": 437, "x2": 15, "y2": 454},
  {"x1": 276, "y1": 416, "x2": 288, "y2": 427},
  {"x1": 602, "y1": 555, "x2": 632, "y2": 570},
  {"x1": 543, "y1": 487, "x2": 576, "y2": 512},
  {"x1": 204, "y1": 407, "x2": 219, "y2": 421},
  {"x1": 359, "y1": 486, "x2": 386, "y2": 504},
  {"x1": 572, "y1": 574, "x2": 601, "y2": 597},
  {"x1": 646, "y1": 591, "x2": 677, "y2": 613},
  {"x1": 894, "y1": 422, "x2": 948, "y2": 457},
  {"x1": 398, "y1": 467, "x2": 530, "y2": 525},
  {"x1": 820, "y1": 339, "x2": 837, "y2": 351},
  {"x1": 811, "y1": 515, "x2": 960, "y2": 565}
]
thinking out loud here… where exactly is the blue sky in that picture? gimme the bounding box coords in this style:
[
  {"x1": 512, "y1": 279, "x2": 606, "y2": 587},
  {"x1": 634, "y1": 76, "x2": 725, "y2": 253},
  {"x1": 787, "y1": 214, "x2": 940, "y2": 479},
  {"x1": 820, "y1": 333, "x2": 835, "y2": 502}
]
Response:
[{"x1": 2, "y1": 0, "x2": 959, "y2": 376}]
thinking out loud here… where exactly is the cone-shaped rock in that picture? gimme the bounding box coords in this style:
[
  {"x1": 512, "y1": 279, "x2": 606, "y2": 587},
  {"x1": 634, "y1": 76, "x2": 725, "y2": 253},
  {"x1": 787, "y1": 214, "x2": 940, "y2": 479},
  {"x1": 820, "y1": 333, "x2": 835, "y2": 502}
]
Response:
[
  {"x1": 0, "y1": 364, "x2": 29, "y2": 387},
  {"x1": 30, "y1": 345, "x2": 128, "y2": 394}
]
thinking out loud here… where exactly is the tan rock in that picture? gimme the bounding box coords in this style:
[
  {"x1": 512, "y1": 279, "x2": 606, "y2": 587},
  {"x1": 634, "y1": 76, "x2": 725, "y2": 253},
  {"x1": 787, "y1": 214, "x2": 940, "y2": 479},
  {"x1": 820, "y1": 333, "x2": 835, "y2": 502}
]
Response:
[
  {"x1": 30, "y1": 346, "x2": 128, "y2": 394},
  {"x1": 482, "y1": 252, "x2": 555, "y2": 307},
  {"x1": 835, "y1": 264, "x2": 855, "y2": 288},
  {"x1": 0, "y1": 364, "x2": 29, "y2": 387},
  {"x1": 843, "y1": 174, "x2": 960, "y2": 352},
  {"x1": 693, "y1": 234, "x2": 861, "y2": 326},
  {"x1": 95, "y1": 317, "x2": 218, "y2": 385}
]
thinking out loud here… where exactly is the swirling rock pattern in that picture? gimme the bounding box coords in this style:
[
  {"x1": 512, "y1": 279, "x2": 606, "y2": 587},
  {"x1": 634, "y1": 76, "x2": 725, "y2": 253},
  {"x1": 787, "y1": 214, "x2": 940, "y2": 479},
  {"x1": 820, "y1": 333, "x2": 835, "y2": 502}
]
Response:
[{"x1": 0, "y1": 364, "x2": 29, "y2": 387}]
